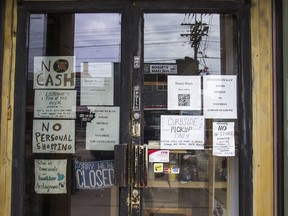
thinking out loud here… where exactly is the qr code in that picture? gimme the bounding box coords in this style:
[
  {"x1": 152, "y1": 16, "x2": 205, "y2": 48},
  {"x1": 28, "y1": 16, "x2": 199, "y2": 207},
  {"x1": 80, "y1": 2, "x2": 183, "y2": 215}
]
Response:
[{"x1": 178, "y1": 94, "x2": 190, "y2": 106}]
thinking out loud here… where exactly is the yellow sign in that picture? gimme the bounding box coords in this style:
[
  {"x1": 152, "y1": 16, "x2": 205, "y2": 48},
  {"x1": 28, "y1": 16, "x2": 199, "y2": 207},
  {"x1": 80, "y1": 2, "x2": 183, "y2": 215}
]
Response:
[{"x1": 153, "y1": 163, "x2": 163, "y2": 173}]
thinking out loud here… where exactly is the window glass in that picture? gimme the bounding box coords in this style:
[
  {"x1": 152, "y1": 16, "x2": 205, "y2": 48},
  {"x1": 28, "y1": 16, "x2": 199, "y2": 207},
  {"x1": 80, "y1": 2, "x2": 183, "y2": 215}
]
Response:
[
  {"x1": 143, "y1": 13, "x2": 239, "y2": 216},
  {"x1": 25, "y1": 13, "x2": 121, "y2": 216}
]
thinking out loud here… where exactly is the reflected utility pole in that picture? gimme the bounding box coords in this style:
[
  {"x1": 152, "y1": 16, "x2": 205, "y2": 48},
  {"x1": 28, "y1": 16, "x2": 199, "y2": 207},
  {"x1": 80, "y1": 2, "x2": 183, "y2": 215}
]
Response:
[{"x1": 181, "y1": 15, "x2": 209, "y2": 61}]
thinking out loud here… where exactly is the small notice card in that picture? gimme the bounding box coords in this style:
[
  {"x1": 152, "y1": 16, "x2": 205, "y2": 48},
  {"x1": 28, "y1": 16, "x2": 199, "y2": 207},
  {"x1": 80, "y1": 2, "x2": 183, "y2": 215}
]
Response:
[
  {"x1": 34, "y1": 90, "x2": 76, "y2": 119},
  {"x1": 168, "y1": 75, "x2": 201, "y2": 110},
  {"x1": 86, "y1": 107, "x2": 120, "y2": 150},
  {"x1": 203, "y1": 75, "x2": 237, "y2": 119},
  {"x1": 80, "y1": 62, "x2": 114, "y2": 105},
  {"x1": 213, "y1": 122, "x2": 235, "y2": 156},
  {"x1": 34, "y1": 159, "x2": 67, "y2": 194}
]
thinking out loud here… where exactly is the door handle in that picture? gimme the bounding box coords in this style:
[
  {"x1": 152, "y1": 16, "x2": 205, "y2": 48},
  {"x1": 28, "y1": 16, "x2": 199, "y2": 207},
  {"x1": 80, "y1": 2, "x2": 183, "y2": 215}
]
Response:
[
  {"x1": 133, "y1": 145, "x2": 148, "y2": 188},
  {"x1": 114, "y1": 144, "x2": 128, "y2": 187}
]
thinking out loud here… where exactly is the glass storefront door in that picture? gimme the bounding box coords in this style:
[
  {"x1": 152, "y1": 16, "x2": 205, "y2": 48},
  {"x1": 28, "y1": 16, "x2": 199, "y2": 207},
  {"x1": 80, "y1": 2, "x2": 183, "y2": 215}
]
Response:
[
  {"x1": 12, "y1": 2, "x2": 250, "y2": 216},
  {"x1": 141, "y1": 13, "x2": 239, "y2": 216},
  {"x1": 23, "y1": 12, "x2": 125, "y2": 216}
]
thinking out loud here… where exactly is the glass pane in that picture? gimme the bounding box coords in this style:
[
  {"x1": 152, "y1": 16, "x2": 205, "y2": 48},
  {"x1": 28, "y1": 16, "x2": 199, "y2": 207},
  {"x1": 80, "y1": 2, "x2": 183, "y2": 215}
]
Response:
[
  {"x1": 25, "y1": 13, "x2": 121, "y2": 216},
  {"x1": 143, "y1": 13, "x2": 239, "y2": 216}
]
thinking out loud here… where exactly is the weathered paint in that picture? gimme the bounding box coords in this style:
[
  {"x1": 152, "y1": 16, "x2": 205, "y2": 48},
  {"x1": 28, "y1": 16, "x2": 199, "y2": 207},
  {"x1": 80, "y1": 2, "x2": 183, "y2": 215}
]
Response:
[
  {"x1": 251, "y1": 0, "x2": 274, "y2": 215},
  {"x1": 0, "y1": 1, "x2": 275, "y2": 216},
  {"x1": 0, "y1": 1, "x2": 17, "y2": 216}
]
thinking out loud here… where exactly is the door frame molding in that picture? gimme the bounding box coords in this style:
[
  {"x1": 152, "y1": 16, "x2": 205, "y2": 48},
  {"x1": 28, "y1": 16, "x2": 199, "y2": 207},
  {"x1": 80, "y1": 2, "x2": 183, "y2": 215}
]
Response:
[{"x1": 12, "y1": 1, "x2": 252, "y2": 216}]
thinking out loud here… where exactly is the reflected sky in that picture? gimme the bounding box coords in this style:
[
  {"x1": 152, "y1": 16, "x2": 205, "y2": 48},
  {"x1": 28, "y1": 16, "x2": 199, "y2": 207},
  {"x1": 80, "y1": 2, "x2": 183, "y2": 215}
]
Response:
[
  {"x1": 144, "y1": 13, "x2": 220, "y2": 73},
  {"x1": 29, "y1": 13, "x2": 221, "y2": 74}
]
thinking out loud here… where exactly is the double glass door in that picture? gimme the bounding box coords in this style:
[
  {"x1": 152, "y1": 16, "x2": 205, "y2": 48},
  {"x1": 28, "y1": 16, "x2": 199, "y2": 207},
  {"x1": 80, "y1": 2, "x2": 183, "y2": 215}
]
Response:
[{"x1": 14, "y1": 2, "x2": 249, "y2": 216}]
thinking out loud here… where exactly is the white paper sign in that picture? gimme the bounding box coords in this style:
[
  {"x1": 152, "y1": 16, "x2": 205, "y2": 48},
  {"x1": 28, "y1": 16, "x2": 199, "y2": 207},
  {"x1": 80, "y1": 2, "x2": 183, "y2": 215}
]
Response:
[
  {"x1": 34, "y1": 90, "x2": 76, "y2": 118},
  {"x1": 33, "y1": 56, "x2": 75, "y2": 89},
  {"x1": 33, "y1": 119, "x2": 75, "y2": 153},
  {"x1": 86, "y1": 107, "x2": 120, "y2": 150},
  {"x1": 80, "y1": 62, "x2": 114, "y2": 105},
  {"x1": 213, "y1": 122, "x2": 235, "y2": 156},
  {"x1": 168, "y1": 76, "x2": 201, "y2": 110},
  {"x1": 160, "y1": 115, "x2": 204, "y2": 149},
  {"x1": 203, "y1": 75, "x2": 237, "y2": 119},
  {"x1": 34, "y1": 159, "x2": 67, "y2": 194},
  {"x1": 148, "y1": 150, "x2": 170, "y2": 162}
]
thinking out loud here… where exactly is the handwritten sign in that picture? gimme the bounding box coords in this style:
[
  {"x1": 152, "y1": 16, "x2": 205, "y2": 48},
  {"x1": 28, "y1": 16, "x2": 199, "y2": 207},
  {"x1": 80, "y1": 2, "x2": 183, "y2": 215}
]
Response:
[
  {"x1": 75, "y1": 160, "x2": 114, "y2": 189},
  {"x1": 86, "y1": 107, "x2": 120, "y2": 150},
  {"x1": 203, "y1": 75, "x2": 237, "y2": 119},
  {"x1": 34, "y1": 90, "x2": 76, "y2": 118},
  {"x1": 168, "y1": 76, "x2": 201, "y2": 110},
  {"x1": 160, "y1": 115, "x2": 204, "y2": 149},
  {"x1": 35, "y1": 159, "x2": 67, "y2": 194},
  {"x1": 80, "y1": 62, "x2": 114, "y2": 105},
  {"x1": 34, "y1": 56, "x2": 75, "y2": 89},
  {"x1": 33, "y1": 119, "x2": 75, "y2": 153},
  {"x1": 213, "y1": 122, "x2": 235, "y2": 156}
]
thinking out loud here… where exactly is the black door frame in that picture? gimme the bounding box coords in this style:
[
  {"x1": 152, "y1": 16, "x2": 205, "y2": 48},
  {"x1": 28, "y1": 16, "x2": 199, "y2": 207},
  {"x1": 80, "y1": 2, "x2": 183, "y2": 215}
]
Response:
[{"x1": 12, "y1": 1, "x2": 252, "y2": 216}]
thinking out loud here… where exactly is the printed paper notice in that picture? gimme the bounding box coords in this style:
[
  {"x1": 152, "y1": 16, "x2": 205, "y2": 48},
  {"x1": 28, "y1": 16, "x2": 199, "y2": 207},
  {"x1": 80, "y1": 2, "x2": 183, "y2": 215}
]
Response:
[
  {"x1": 86, "y1": 107, "x2": 120, "y2": 150},
  {"x1": 80, "y1": 62, "x2": 114, "y2": 105},
  {"x1": 33, "y1": 119, "x2": 75, "y2": 153},
  {"x1": 35, "y1": 159, "x2": 67, "y2": 194},
  {"x1": 33, "y1": 56, "x2": 75, "y2": 89},
  {"x1": 160, "y1": 115, "x2": 204, "y2": 149},
  {"x1": 203, "y1": 75, "x2": 237, "y2": 119},
  {"x1": 75, "y1": 160, "x2": 114, "y2": 189},
  {"x1": 168, "y1": 76, "x2": 201, "y2": 110},
  {"x1": 213, "y1": 122, "x2": 235, "y2": 156},
  {"x1": 34, "y1": 90, "x2": 76, "y2": 118},
  {"x1": 148, "y1": 150, "x2": 169, "y2": 162}
]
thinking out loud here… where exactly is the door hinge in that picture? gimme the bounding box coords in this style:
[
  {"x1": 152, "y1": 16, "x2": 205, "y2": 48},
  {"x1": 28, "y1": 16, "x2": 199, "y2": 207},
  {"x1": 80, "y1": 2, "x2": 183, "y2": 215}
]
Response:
[{"x1": 7, "y1": 106, "x2": 12, "y2": 120}]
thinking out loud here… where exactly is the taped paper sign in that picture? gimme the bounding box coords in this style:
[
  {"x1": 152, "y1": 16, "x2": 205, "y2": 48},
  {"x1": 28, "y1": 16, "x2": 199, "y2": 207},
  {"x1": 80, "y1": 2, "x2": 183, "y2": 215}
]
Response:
[
  {"x1": 86, "y1": 107, "x2": 120, "y2": 150},
  {"x1": 34, "y1": 159, "x2": 67, "y2": 194},
  {"x1": 34, "y1": 56, "x2": 75, "y2": 89},
  {"x1": 34, "y1": 90, "x2": 76, "y2": 118},
  {"x1": 203, "y1": 75, "x2": 237, "y2": 119},
  {"x1": 148, "y1": 150, "x2": 169, "y2": 162},
  {"x1": 75, "y1": 160, "x2": 114, "y2": 189},
  {"x1": 168, "y1": 75, "x2": 201, "y2": 110},
  {"x1": 33, "y1": 119, "x2": 75, "y2": 153},
  {"x1": 213, "y1": 122, "x2": 235, "y2": 156},
  {"x1": 80, "y1": 62, "x2": 114, "y2": 105},
  {"x1": 160, "y1": 115, "x2": 204, "y2": 149}
]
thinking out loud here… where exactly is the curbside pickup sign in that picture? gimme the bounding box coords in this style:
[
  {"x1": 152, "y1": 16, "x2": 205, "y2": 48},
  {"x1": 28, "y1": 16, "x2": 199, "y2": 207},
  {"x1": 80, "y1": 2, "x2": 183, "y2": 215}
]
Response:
[{"x1": 75, "y1": 160, "x2": 114, "y2": 189}]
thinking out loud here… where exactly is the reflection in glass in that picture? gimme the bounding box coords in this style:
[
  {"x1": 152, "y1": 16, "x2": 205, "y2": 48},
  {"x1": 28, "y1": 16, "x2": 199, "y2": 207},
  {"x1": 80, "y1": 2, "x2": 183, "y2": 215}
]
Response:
[
  {"x1": 143, "y1": 13, "x2": 238, "y2": 216},
  {"x1": 25, "y1": 13, "x2": 121, "y2": 216}
]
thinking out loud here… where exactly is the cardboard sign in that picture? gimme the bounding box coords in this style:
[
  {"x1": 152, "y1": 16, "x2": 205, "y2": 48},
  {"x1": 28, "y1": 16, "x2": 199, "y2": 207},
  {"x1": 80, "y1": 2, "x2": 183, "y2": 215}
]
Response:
[
  {"x1": 34, "y1": 159, "x2": 67, "y2": 194},
  {"x1": 34, "y1": 90, "x2": 76, "y2": 118},
  {"x1": 33, "y1": 56, "x2": 75, "y2": 89},
  {"x1": 75, "y1": 160, "x2": 114, "y2": 189},
  {"x1": 86, "y1": 107, "x2": 120, "y2": 150},
  {"x1": 160, "y1": 115, "x2": 204, "y2": 149},
  {"x1": 33, "y1": 119, "x2": 75, "y2": 153}
]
